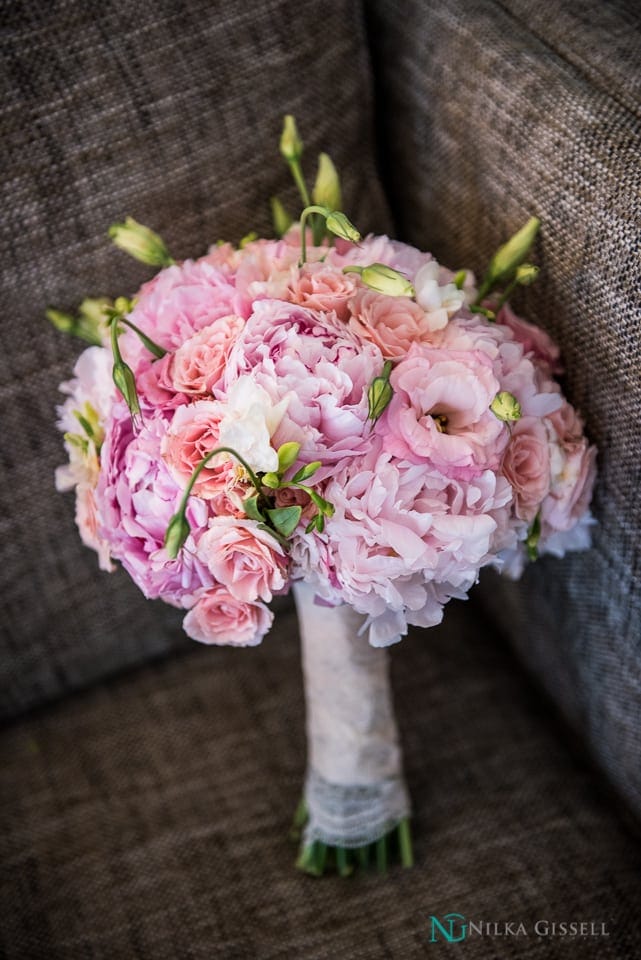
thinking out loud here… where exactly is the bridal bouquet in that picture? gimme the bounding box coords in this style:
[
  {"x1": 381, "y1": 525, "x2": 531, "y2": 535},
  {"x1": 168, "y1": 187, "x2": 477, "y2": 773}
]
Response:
[{"x1": 50, "y1": 117, "x2": 596, "y2": 875}]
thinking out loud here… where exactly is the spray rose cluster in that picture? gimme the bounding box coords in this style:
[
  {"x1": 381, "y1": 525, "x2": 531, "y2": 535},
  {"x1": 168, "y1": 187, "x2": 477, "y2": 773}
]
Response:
[{"x1": 56, "y1": 222, "x2": 596, "y2": 648}]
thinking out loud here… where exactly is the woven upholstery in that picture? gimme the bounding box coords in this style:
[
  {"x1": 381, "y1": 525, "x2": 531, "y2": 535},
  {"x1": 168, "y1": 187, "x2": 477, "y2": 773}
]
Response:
[
  {"x1": 2, "y1": 601, "x2": 640, "y2": 959},
  {"x1": 0, "y1": 0, "x2": 390, "y2": 717},
  {"x1": 366, "y1": 0, "x2": 641, "y2": 815}
]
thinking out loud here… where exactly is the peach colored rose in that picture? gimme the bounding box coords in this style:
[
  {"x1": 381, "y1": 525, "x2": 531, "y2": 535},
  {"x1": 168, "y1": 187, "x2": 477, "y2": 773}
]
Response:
[
  {"x1": 197, "y1": 517, "x2": 288, "y2": 602},
  {"x1": 348, "y1": 289, "x2": 436, "y2": 359},
  {"x1": 501, "y1": 416, "x2": 550, "y2": 522},
  {"x1": 286, "y1": 262, "x2": 358, "y2": 320},
  {"x1": 168, "y1": 315, "x2": 244, "y2": 396},
  {"x1": 183, "y1": 586, "x2": 273, "y2": 646},
  {"x1": 161, "y1": 400, "x2": 247, "y2": 513}
]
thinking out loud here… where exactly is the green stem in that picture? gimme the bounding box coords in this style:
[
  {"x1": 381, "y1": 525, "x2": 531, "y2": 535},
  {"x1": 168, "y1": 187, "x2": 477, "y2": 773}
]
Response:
[
  {"x1": 495, "y1": 276, "x2": 519, "y2": 312},
  {"x1": 118, "y1": 316, "x2": 167, "y2": 358},
  {"x1": 376, "y1": 836, "x2": 388, "y2": 873},
  {"x1": 177, "y1": 446, "x2": 262, "y2": 518},
  {"x1": 299, "y1": 204, "x2": 329, "y2": 265},
  {"x1": 288, "y1": 159, "x2": 311, "y2": 209},
  {"x1": 398, "y1": 818, "x2": 414, "y2": 868}
]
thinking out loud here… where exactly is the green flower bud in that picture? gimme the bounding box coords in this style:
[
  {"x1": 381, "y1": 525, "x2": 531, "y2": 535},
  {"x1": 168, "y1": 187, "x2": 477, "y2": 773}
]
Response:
[
  {"x1": 112, "y1": 359, "x2": 141, "y2": 420},
  {"x1": 490, "y1": 391, "x2": 522, "y2": 422},
  {"x1": 312, "y1": 153, "x2": 342, "y2": 212},
  {"x1": 453, "y1": 269, "x2": 467, "y2": 290},
  {"x1": 515, "y1": 263, "x2": 540, "y2": 285},
  {"x1": 277, "y1": 441, "x2": 301, "y2": 473},
  {"x1": 108, "y1": 217, "x2": 174, "y2": 267},
  {"x1": 164, "y1": 511, "x2": 191, "y2": 559},
  {"x1": 280, "y1": 115, "x2": 303, "y2": 162},
  {"x1": 239, "y1": 231, "x2": 258, "y2": 249},
  {"x1": 46, "y1": 308, "x2": 75, "y2": 334},
  {"x1": 486, "y1": 217, "x2": 540, "y2": 286},
  {"x1": 345, "y1": 263, "x2": 414, "y2": 298},
  {"x1": 271, "y1": 197, "x2": 293, "y2": 238},
  {"x1": 368, "y1": 361, "x2": 394, "y2": 422},
  {"x1": 325, "y1": 211, "x2": 361, "y2": 243},
  {"x1": 262, "y1": 472, "x2": 281, "y2": 489}
]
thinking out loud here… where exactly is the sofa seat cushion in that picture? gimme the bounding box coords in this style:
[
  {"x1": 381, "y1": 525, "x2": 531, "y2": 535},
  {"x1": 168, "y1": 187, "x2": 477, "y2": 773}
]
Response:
[{"x1": 2, "y1": 601, "x2": 640, "y2": 959}]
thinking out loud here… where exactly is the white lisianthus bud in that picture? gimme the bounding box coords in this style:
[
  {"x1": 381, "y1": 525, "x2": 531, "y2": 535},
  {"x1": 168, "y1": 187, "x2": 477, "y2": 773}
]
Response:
[
  {"x1": 313, "y1": 153, "x2": 342, "y2": 212},
  {"x1": 280, "y1": 115, "x2": 303, "y2": 162},
  {"x1": 414, "y1": 260, "x2": 465, "y2": 329},
  {"x1": 490, "y1": 391, "x2": 522, "y2": 422}
]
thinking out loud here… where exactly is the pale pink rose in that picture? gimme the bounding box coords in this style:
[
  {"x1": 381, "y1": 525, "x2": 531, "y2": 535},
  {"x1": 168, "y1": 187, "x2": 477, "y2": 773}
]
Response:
[
  {"x1": 161, "y1": 400, "x2": 248, "y2": 513},
  {"x1": 183, "y1": 587, "x2": 273, "y2": 646},
  {"x1": 168, "y1": 315, "x2": 244, "y2": 396},
  {"x1": 348, "y1": 289, "x2": 435, "y2": 359},
  {"x1": 501, "y1": 416, "x2": 550, "y2": 522},
  {"x1": 498, "y1": 304, "x2": 562, "y2": 373},
  {"x1": 197, "y1": 517, "x2": 288, "y2": 602},
  {"x1": 234, "y1": 234, "x2": 326, "y2": 304},
  {"x1": 380, "y1": 344, "x2": 507, "y2": 478},
  {"x1": 286, "y1": 261, "x2": 358, "y2": 320},
  {"x1": 542, "y1": 401, "x2": 597, "y2": 532}
]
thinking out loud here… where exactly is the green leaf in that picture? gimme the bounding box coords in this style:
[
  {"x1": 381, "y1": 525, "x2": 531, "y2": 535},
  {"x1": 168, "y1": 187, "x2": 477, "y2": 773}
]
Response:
[
  {"x1": 266, "y1": 505, "x2": 302, "y2": 537},
  {"x1": 291, "y1": 460, "x2": 321, "y2": 483},
  {"x1": 277, "y1": 442, "x2": 301, "y2": 473},
  {"x1": 243, "y1": 495, "x2": 264, "y2": 522},
  {"x1": 307, "y1": 490, "x2": 334, "y2": 517}
]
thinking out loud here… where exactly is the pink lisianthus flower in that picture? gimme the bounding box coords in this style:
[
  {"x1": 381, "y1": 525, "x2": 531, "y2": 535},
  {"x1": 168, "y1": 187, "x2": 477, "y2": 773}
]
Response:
[
  {"x1": 183, "y1": 586, "x2": 273, "y2": 647},
  {"x1": 380, "y1": 344, "x2": 507, "y2": 478},
  {"x1": 347, "y1": 289, "x2": 437, "y2": 359},
  {"x1": 542, "y1": 400, "x2": 597, "y2": 534},
  {"x1": 286, "y1": 261, "x2": 358, "y2": 321},
  {"x1": 96, "y1": 405, "x2": 213, "y2": 605},
  {"x1": 225, "y1": 300, "x2": 383, "y2": 467},
  {"x1": 197, "y1": 517, "x2": 289, "y2": 602},
  {"x1": 161, "y1": 400, "x2": 248, "y2": 514},
  {"x1": 501, "y1": 416, "x2": 551, "y2": 522}
]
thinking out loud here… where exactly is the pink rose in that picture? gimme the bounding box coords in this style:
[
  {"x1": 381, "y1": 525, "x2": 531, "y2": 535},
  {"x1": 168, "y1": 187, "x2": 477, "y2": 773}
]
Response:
[
  {"x1": 542, "y1": 401, "x2": 597, "y2": 532},
  {"x1": 183, "y1": 586, "x2": 273, "y2": 646},
  {"x1": 161, "y1": 400, "x2": 247, "y2": 512},
  {"x1": 501, "y1": 416, "x2": 550, "y2": 522},
  {"x1": 380, "y1": 344, "x2": 507, "y2": 478},
  {"x1": 168, "y1": 315, "x2": 244, "y2": 396},
  {"x1": 197, "y1": 517, "x2": 288, "y2": 602},
  {"x1": 348, "y1": 289, "x2": 435, "y2": 359},
  {"x1": 286, "y1": 261, "x2": 358, "y2": 320}
]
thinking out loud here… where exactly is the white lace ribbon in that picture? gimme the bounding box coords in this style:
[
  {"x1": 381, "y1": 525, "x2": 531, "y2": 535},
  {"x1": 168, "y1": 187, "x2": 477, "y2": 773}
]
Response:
[{"x1": 293, "y1": 581, "x2": 410, "y2": 847}]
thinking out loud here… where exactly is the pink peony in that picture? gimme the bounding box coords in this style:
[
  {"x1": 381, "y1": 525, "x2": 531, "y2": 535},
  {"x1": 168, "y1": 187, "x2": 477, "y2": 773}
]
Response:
[
  {"x1": 348, "y1": 289, "x2": 436, "y2": 359},
  {"x1": 197, "y1": 517, "x2": 288, "y2": 602},
  {"x1": 96, "y1": 405, "x2": 213, "y2": 605},
  {"x1": 380, "y1": 344, "x2": 507, "y2": 478},
  {"x1": 183, "y1": 586, "x2": 273, "y2": 646}
]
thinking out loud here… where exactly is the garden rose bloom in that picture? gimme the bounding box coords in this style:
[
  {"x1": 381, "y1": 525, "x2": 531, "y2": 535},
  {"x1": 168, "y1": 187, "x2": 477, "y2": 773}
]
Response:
[
  {"x1": 381, "y1": 344, "x2": 507, "y2": 478},
  {"x1": 501, "y1": 416, "x2": 551, "y2": 522},
  {"x1": 169, "y1": 314, "x2": 244, "y2": 396},
  {"x1": 286, "y1": 261, "x2": 358, "y2": 320},
  {"x1": 197, "y1": 517, "x2": 288, "y2": 602},
  {"x1": 183, "y1": 587, "x2": 273, "y2": 646},
  {"x1": 348, "y1": 289, "x2": 436, "y2": 359},
  {"x1": 161, "y1": 400, "x2": 247, "y2": 512}
]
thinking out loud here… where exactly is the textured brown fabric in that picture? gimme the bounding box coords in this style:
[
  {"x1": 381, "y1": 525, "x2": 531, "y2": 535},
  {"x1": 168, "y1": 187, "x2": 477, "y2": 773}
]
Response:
[
  {"x1": 2, "y1": 601, "x2": 640, "y2": 959},
  {"x1": 366, "y1": 0, "x2": 641, "y2": 817},
  {"x1": 0, "y1": 0, "x2": 390, "y2": 717}
]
